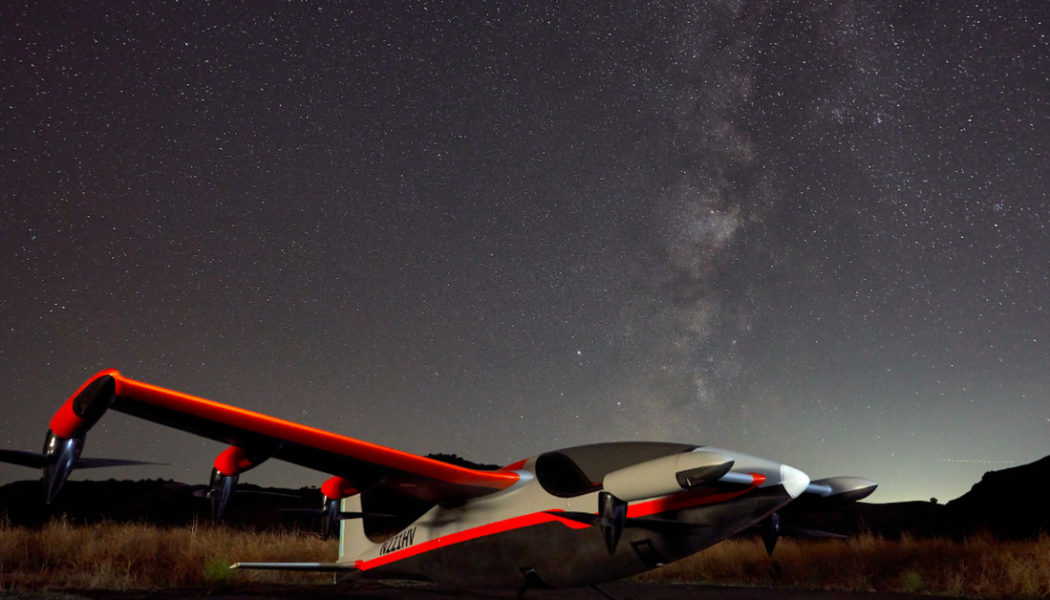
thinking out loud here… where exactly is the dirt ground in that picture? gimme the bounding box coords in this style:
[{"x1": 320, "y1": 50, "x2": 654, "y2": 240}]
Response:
[{"x1": 0, "y1": 581, "x2": 955, "y2": 600}]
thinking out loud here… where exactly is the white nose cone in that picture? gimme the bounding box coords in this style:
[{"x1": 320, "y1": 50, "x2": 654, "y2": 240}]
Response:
[{"x1": 780, "y1": 464, "x2": 810, "y2": 498}]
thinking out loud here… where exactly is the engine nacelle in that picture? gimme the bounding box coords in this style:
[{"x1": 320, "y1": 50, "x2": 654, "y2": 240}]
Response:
[
  {"x1": 42, "y1": 429, "x2": 83, "y2": 504},
  {"x1": 49, "y1": 373, "x2": 117, "y2": 439},
  {"x1": 213, "y1": 446, "x2": 265, "y2": 477},
  {"x1": 41, "y1": 373, "x2": 118, "y2": 504},
  {"x1": 208, "y1": 446, "x2": 270, "y2": 522},
  {"x1": 209, "y1": 467, "x2": 238, "y2": 522},
  {"x1": 320, "y1": 476, "x2": 357, "y2": 540},
  {"x1": 602, "y1": 449, "x2": 735, "y2": 503},
  {"x1": 805, "y1": 476, "x2": 878, "y2": 502}
]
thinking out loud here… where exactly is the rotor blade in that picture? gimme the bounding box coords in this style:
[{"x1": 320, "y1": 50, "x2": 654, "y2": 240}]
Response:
[
  {"x1": 762, "y1": 512, "x2": 780, "y2": 556},
  {"x1": 0, "y1": 449, "x2": 45, "y2": 469},
  {"x1": 280, "y1": 508, "x2": 399, "y2": 519},
  {"x1": 235, "y1": 489, "x2": 301, "y2": 499},
  {"x1": 0, "y1": 450, "x2": 164, "y2": 470},
  {"x1": 189, "y1": 487, "x2": 301, "y2": 500},
  {"x1": 779, "y1": 525, "x2": 848, "y2": 539},
  {"x1": 73, "y1": 457, "x2": 167, "y2": 468}
]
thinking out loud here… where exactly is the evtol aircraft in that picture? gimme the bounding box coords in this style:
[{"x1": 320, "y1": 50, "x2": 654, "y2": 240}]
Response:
[{"x1": 5, "y1": 369, "x2": 876, "y2": 591}]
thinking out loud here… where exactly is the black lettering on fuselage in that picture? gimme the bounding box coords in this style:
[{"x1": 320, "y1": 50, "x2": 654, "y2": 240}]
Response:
[{"x1": 380, "y1": 527, "x2": 417, "y2": 555}]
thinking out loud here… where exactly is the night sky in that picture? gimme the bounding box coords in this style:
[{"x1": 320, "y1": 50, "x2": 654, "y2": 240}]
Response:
[{"x1": 2, "y1": 2, "x2": 1048, "y2": 504}]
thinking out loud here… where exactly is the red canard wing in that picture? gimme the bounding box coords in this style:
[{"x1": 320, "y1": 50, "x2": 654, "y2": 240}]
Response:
[{"x1": 49, "y1": 369, "x2": 520, "y2": 503}]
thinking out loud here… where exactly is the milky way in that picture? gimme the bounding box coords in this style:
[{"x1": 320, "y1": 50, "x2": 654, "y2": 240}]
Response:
[{"x1": 2, "y1": 1, "x2": 1048, "y2": 502}]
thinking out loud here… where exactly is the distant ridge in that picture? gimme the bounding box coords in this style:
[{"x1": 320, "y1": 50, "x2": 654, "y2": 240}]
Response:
[
  {"x1": 939, "y1": 454, "x2": 1050, "y2": 539},
  {"x1": 781, "y1": 454, "x2": 1050, "y2": 540}
]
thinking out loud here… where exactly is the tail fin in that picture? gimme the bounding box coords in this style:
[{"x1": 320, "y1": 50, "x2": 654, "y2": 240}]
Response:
[{"x1": 339, "y1": 494, "x2": 374, "y2": 561}]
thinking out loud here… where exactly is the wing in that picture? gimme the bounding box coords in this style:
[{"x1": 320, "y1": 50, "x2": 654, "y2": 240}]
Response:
[{"x1": 45, "y1": 369, "x2": 520, "y2": 505}]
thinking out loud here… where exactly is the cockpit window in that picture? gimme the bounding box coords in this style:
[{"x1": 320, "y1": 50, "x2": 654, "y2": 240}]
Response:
[{"x1": 535, "y1": 441, "x2": 697, "y2": 497}]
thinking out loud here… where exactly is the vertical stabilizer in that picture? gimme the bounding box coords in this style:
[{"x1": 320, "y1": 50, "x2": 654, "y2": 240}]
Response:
[{"x1": 339, "y1": 494, "x2": 373, "y2": 561}]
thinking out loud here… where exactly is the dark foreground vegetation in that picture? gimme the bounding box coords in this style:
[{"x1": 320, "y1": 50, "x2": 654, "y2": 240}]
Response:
[
  {"x1": 1, "y1": 521, "x2": 1048, "y2": 598},
  {"x1": 1, "y1": 455, "x2": 1047, "y2": 596},
  {"x1": 639, "y1": 533, "x2": 1050, "y2": 598}
]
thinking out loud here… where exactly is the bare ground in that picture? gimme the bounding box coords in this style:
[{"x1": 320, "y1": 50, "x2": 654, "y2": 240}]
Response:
[{"x1": 0, "y1": 581, "x2": 958, "y2": 600}]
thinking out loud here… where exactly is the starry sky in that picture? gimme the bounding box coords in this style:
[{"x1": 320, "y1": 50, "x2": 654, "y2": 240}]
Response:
[{"x1": 2, "y1": 1, "x2": 1048, "y2": 504}]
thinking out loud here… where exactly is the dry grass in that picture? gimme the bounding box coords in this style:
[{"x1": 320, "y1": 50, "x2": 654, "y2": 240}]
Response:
[
  {"x1": 2, "y1": 521, "x2": 1048, "y2": 597},
  {"x1": 0, "y1": 518, "x2": 337, "y2": 591},
  {"x1": 639, "y1": 533, "x2": 1050, "y2": 598}
]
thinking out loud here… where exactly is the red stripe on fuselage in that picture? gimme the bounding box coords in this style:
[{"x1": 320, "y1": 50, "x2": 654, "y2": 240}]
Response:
[
  {"x1": 355, "y1": 473, "x2": 767, "y2": 570},
  {"x1": 355, "y1": 510, "x2": 591, "y2": 570},
  {"x1": 627, "y1": 473, "x2": 767, "y2": 517}
]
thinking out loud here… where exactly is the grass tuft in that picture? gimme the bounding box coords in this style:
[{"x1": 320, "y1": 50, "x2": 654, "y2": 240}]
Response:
[
  {"x1": 2, "y1": 520, "x2": 1049, "y2": 598},
  {"x1": 0, "y1": 519, "x2": 336, "y2": 590},
  {"x1": 638, "y1": 533, "x2": 1050, "y2": 598}
]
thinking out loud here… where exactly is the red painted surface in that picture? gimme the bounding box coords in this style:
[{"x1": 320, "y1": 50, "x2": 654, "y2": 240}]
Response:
[
  {"x1": 213, "y1": 446, "x2": 258, "y2": 476},
  {"x1": 55, "y1": 369, "x2": 520, "y2": 492},
  {"x1": 357, "y1": 475, "x2": 769, "y2": 571},
  {"x1": 49, "y1": 368, "x2": 121, "y2": 438},
  {"x1": 322, "y1": 475, "x2": 358, "y2": 499},
  {"x1": 500, "y1": 458, "x2": 528, "y2": 471},
  {"x1": 627, "y1": 473, "x2": 767, "y2": 518},
  {"x1": 355, "y1": 510, "x2": 591, "y2": 571}
]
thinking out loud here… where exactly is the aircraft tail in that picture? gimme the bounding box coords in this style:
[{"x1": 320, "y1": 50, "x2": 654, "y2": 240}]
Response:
[{"x1": 339, "y1": 494, "x2": 374, "y2": 561}]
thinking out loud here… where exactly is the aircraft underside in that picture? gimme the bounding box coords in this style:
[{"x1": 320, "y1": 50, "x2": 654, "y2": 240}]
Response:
[{"x1": 352, "y1": 486, "x2": 792, "y2": 589}]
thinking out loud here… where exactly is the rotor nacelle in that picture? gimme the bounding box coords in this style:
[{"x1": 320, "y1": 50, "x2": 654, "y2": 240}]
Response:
[
  {"x1": 602, "y1": 449, "x2": 735, "y2": 502},
  {"x1": 597, "y1": 449, "x2": 734, "y2": 554},
  {"x1": 42, "y1": 372, "x2": 118, "y2": 503},
  {"x1": 320, "y1": 476, "x2": 358, "y2": 540},
  {"x1": 41, "y1": 429, "x2": 83, "y2": 504},
  {"x1": 208, "y1": 445, "x2": 269, "y2": 521},
  {"x1": 805, "y1": 476, "x2": 878, "y2": 502}
]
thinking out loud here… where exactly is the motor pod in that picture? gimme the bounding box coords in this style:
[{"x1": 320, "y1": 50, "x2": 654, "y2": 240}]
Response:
[
  {"x1": 49, "y1": 373, "x2": 117, "y2": 439},
  {"x1": 320, "y1": 476, "x2": 357, "y2": 540},
  {"x1": 208, "y1": 467, "x2": 238, "y2": 522},
  {"x1": 43, "y1": 372, "x2": 118, "y2": 504},
  {"x1": 602, "y1": 449, "x2": 735, "y2": 503},
  {"x1": 321, "y1": 496, "x2": 340, "y2": 540},
  {"x1": 208, "y1": 445, "x2": 273, "y2": 522},
  {"x1": 805, "y1": 476, "x2": 878, "y2": 502},
  {"x1": 598, "y1": 491, "x2": 627, "y2": 555},
  {"x1": 42, "y1": 429, "x2": 83, "y2": 504}
]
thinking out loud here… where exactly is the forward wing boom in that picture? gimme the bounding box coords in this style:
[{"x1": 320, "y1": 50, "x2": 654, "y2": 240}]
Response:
[{"x1": 46, "y1": 369, "x2": 519, "y2": 504}]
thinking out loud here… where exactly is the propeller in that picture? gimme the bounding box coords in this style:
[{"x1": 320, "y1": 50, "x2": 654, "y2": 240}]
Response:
[
  {"x1": 322, "y1": 495, "x2": 339, "y2": 540},
  {"x1": 598, "y1": 491, "x2": 627, "y2": 555},
  {"x1": 41, "y1": 430, "x2": 82, "y2": 504},
  {"x1": 283, "y1": 500, "x2": 399, "y2": 540},
  {"x1": 191, "y1": 487, "x2": 301, "y2": 500},
  {"x1": 0, "y1": 449, "x2": 165, "y2": 470},
  {"x1": 761, "y1": 512, "x2": 780, "y2": 556},
  {"x1": 208, "y1": 467, "x2": 238, "y2": 522},
  {"x1": 36, "y1": 373, "x2": 120, "y2": 504}
]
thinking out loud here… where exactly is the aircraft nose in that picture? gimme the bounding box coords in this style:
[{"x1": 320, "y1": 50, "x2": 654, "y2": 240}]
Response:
[{"x1": 779, "y1": 464, "x2": 810, "y2": 499}]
